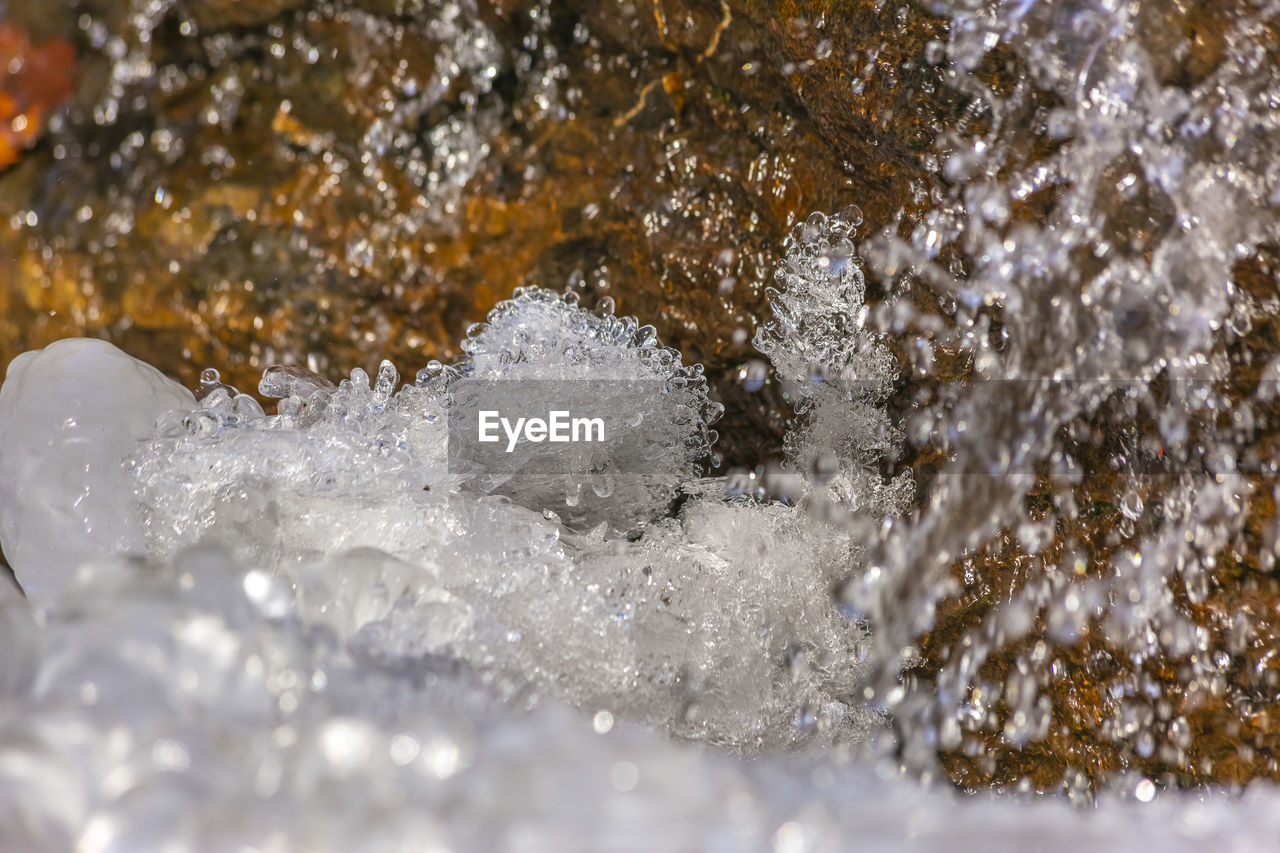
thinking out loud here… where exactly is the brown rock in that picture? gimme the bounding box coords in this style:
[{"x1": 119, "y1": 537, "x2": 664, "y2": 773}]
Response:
[{"x1": 0, "y1": 22, "x2": 75, "y2": 171}]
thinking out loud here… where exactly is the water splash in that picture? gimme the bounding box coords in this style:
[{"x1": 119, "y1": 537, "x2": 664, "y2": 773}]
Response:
[{"x1": 846, "y1": 0, "x2": 1280, "y2": 791}]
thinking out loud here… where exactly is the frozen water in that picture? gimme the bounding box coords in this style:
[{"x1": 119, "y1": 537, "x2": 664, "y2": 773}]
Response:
[
  {"x1": 0, "y1": 573, "x2": 37, "y2": 700},
  {"x1": 6, "y1": 256, "x2": 1280, "y2": 846},
  {"x1": 0, "y1": 339, "x2": 195, "y2": 606},
  {"x1": 0, "y1": 266, "x2": 1277, "y2": 847},
  {"x1": 0, "y1": 284, "x2": 905, "y2": 847},
  {"x1": 0, "y1": 290, "x2": 843, "y2": 753},
  {"x1": 454, "y1": 286, "x2": 724, "y2": 527},
  {"x1": 5, "y1": 227, "x2": 1280, "y2": 847},
  {"x1": 755, "y1": 210, "x2": 913, "y2": 517}
]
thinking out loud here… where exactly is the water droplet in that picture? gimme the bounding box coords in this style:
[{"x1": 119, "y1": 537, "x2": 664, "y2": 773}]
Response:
[{"x1": 738, "y1": 360, "x2": 768, "y2": 392}]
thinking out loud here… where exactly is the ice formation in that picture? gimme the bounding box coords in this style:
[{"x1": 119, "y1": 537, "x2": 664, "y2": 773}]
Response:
[
  {"x1": 755, "y1": 210, "x2": 913, "y2": 518},
  {"x1": 8, "y1": 532, "x2": 1280, "y2": 851},
  {"x1": 8, "y1": 225, "x2": 1280, "y2": 847},
  {"x1": 453, "y1": 287, "x2": 724, "y2": 527},
  {"x1": 0, "y1": 339, "x2": 195, "y2": 606},
  {"x1": 0, "y1": 283, "x2": 873, "y2": 780}
]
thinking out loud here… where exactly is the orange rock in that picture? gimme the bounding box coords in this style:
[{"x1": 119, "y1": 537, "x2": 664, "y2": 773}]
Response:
[{"x1": 0, "y1": 23, "x2": 74, "y2": 171}]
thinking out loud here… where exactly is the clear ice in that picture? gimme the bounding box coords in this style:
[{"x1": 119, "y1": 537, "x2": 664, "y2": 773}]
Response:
[{"x1": 0, "y1": 339, "x2": 196, "y2": 605}]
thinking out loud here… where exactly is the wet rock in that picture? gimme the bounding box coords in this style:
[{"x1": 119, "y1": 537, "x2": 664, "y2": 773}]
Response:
[
  {"x1": 0, "y1": 22, "x2": 75, "y2": 170},
  {"x1": 0, "y1": 0, "x2": 963, "y2": 469},
  {"x1": 181, "y1": 0, "x2": 310, "y2": 31},
  {"x1": 862, "y1": 2, "x2": 1280, "y2": 796}
]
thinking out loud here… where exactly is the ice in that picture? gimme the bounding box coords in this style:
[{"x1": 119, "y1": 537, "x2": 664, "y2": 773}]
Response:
[
  {"x1": 0, "y1": 281, "x2": 908, "y2": 846},
  {"x1": 7, "y1": 230, "x2": 1280, "y2": 846},
  {"x1": 456, "y1": 286, "x2": 724, "y2": 527},
  {"x1": 754, "y1": 210, "x2": 913, "y2": 517},
  {"x1": 578, "y1": 496, "x2": 880, "y2": 747},
  {"x1": 3, "y1": 537, "x2": 1280, "y2": 850},
  {"x1": 6, "y1": 538, "x2": 1280, "y2": 849},
  {"x1": 0, "y1": 291, "x2": 812, "y2": 750},
  {"x1": 755, "y1": 208, "x2": 885, "y2": 400},
  {"x1": 0, "y1": 339, "x2": 195, "y2": 607},
  {"x1": 0, "y1": 273, "x2": 1279, "y2": 849},
  {"x1": 0, "y1": 573, "x2": 36, "y2": 699}
]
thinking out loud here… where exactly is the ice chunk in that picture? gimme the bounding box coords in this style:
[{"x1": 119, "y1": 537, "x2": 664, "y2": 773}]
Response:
[
  {"x1": 257, "y1": 364, "x2": 336, "y2": 400},
  {"x1": 571, "y1": 494, "x2": 880, "y2": 747},
  {"x1": 463, "y1": 287, "x2": 674, "y2": 381},
  {"x1": 0, "y1": 339, "x2": 195, "y2": 606},
  {"x1": 456, "y1": 287, "x2": 723, "y2": 527},
  {"x1": 754, "y1": 209, "x2": 894, "y2": 402},
  {"x1": 0, "y1": 288, "x2": 898, "y2": 843},
  {"x1": 132, "y1": 287, "x2": 724, "y2": 574}
]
